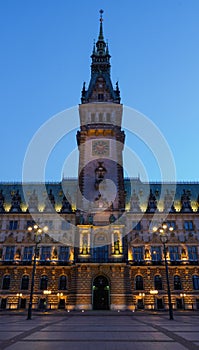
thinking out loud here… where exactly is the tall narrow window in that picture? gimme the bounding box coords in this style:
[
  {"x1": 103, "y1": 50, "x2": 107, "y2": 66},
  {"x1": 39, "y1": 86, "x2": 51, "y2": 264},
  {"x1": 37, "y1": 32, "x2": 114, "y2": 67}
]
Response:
[
  {"x1": 23, "y1": 247, "x2": 33, "y2": 261},
  {"x1": 58, "y1": 246, "x2": 69, "y2": 261},
  {"x1": 9, "y1": 220, "x2": 18, "y2": 230},
  {"x1": 40, "y1": 275, "x2": 48, "y2": 290},
  {"x1": 21, "y1": 275, "x2": 29, "y2": 290},
  {"x1": 193, "y1": 275, "x2": 199, "y2": 290},
  {"x1": 133, "y1": 247, "x2": 143, "y2": 262},
  {"x1": 58, "y1": 275, "x2": 67, "y2": 290},
  {"x1": 154, "y1": 275, "x2": 163, "y2": 290},
  {"x1": 2, "y1": 275, "x2": 10, "y2": 290},
  {"x1": 151, "y1": 246, "x2": 161, "y2": 262},
  {"x1": 169, "y1": 246, "x2": 180, "y2": 261},
  {"x1": 5, "y1": 246, "x2": 15, "y2": 260},
  {"x1": 41, "y1": 246, "x2": 51, "y2": 261},
  {"x1": 184, "y1": 221, "x2": 194, "y2": 231},
  {"x1": 135, "y1": 275, "x2": 144, "y2": 290},
  {"x1": 188, "y1": 246, "x2": 198, "y2": 261},
  {"x1": 174, "y1": 275, "x2": 182, "y2": 290}
]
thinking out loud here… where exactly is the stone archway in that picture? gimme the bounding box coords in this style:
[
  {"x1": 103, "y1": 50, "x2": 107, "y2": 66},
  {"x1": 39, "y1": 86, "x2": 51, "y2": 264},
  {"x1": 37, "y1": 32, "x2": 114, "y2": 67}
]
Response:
[{"x1": 92, "y1": 275, "x2": 110, "y2": 310}]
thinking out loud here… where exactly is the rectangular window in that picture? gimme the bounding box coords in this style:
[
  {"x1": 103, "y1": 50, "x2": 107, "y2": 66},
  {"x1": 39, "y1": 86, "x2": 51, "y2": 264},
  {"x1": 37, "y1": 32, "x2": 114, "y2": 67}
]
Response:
[
  {"x1": 41, "y1": 246, "x2": 51, "y2": 261},
  {"x1": 133, "y1": 247, "x2": 143, "y2": 262},
  {"x1": 169, "y1": 246, "x2": 180, "y2": 261},
  {"x1": 26, "y1": 220, "x2": 35, "y2": 229},
  {"x1": 58, "y1": 246, "x2": 70, "y2": 261},
  {"x1": 184, "y1": 221, "x2": 194, "y2": 231},
  {"x1": 167, "y1": 221, "x2": 176, "y2": 230},
  {"x1": 132, "y1": 221, "x2": 141, "y2": 230},
  {"x1": 9, "y1": 220, "x2": 18, "y2": 230},
  {"x1": 151, "y1": 246, "x2": 161, "y2": 261},
  {"x1": 5, "y1": 246, "x2": 15, "y2": 260},
  {"x1": 188, "y1": 246, "x2": 198, "y2": 261},
  {"x1": 23, "y1": 246, "x2": 33, "y2": 261}
]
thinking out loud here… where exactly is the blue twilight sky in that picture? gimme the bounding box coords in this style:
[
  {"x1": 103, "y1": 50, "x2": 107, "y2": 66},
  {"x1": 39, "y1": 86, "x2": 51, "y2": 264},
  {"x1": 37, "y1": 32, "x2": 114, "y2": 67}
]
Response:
[{"x1": 0, "y1": 0, "x2": 199, "y2": 182}]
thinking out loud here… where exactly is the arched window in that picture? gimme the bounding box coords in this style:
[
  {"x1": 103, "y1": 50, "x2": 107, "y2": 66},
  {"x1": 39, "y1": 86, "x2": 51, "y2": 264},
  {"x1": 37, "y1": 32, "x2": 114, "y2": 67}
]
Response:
[
  {"x1": 154, "y1": 275, "x2": 163, "y2": 290},
  {"x1": 174, "y1": 275, "x2": 182, "y2": 290},
  {"x1": 40, "y1": 275, "x2": 48, "y2": 290},
  {"x1": 59, "y1": 275, "x2": 67, "y2": 290},
  {"x1": 2, "y1": 275, "x2": 10, "y2": 290},
  {"x1": 21, "y1": 275, "x2": 29, "y2": 290},
  {"x1": 193, "y1": 275, "x2": 199, "y2": 290},
  {"x1": 135, "y1": 275, "x2": 144, "y2": 290}
]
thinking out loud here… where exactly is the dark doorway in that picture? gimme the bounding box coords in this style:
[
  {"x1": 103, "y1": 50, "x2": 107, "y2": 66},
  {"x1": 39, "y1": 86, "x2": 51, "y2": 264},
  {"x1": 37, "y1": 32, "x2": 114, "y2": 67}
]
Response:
[
  {"x1": 176, "y1": 298, "x2": 183, "y2": 309},
  {"x1": 137, "y1": 299, "x2": 144, "y2": 309},
  {"x1": 1, "y1": 298, "x2": 7, "y2": 309},
  {"x1": 19, "y1": 298, "x2": 26, "y2": 309},
  {"x1": 93, "y1": 275, "x2": 110, "y2": 310},
  {"x1": 157, "y1": 298, "x2": 164, "y2": 309},
  {"x1": 58, "y1": 299, "x2": 65, "y2": 309},
  {"x1": 38, "y1": 298, "x2": 46, "y2": 310}
]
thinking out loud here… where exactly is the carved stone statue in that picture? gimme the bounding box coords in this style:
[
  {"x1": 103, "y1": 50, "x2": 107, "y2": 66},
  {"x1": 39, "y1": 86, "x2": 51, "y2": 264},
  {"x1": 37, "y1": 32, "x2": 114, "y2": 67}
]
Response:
[
  {"x1": 44, "y1": 189, "x2": 55, "y2": 212},
  {"x1": 87, "y1": 213, "x2": 93, "y2": 225},
  {"x1": 10, "y1": 190, "x2": 22, "y2": 213},
  {"x1": 27, "y1": 189, "x2": 38, "y2": 212},
  {"x1": 146, "y1": 189, "x2": 158, "y2": 213},
  {"x1": 0, "y1": 189, "x2": 5, "y2": 213},
  {"x1": 163, "y1": 190, "x2": 176, "y2": 213},
  {"x1": 180, "y1": 189, "x2": 193, "y2": 212},
  {"x1": 60, "y1": 195, "x2": 72, "y2": 213},
  {"x1": 95, "y1": 162, "x2": 107, "y2": 190},
  {"x1": 130, "y1": 190, "x2": 141, "y2": 212}
]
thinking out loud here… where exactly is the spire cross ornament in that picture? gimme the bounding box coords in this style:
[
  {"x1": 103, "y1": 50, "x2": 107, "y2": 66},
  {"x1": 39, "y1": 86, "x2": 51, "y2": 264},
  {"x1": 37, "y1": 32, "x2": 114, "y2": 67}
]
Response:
[{"x1": 100, "y1": 9, "x2": 104, "y2": 22}]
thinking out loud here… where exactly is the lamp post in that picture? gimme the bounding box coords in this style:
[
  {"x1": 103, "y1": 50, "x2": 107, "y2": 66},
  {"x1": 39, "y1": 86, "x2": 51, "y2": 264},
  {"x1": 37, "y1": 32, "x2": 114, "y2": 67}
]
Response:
[
  {"x1": 27, "y1": 224, "x2": 48, "y2": 320},
  {"x1": 158, "y1": 222, "x2": 174, "y2": 320}
]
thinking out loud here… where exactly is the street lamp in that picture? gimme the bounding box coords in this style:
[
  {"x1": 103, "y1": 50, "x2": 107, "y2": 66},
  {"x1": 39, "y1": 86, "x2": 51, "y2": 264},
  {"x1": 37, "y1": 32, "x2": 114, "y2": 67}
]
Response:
[
  {"x1": 27, "y1": 224, "x2": 48, "y2": 320},
  {"x1": 158, "y1": 222, "x2": 174, "y2": 320}
]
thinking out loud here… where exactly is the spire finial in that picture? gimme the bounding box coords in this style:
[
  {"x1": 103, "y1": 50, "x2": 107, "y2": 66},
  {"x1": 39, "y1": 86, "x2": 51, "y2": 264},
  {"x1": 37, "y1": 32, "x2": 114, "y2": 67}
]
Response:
[
  {"x1": 98, "y1": 9, "x2": 104, "y2": 40},
  {"x1": 100, "y1": 9, "x2": 104, "y2": 21}
]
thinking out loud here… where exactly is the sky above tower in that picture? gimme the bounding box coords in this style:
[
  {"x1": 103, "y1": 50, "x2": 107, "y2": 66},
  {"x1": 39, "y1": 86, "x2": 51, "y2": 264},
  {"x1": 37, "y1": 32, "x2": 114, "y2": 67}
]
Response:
[{"x1": 0, "y1": 0, "x2": 199, "y2": 182}]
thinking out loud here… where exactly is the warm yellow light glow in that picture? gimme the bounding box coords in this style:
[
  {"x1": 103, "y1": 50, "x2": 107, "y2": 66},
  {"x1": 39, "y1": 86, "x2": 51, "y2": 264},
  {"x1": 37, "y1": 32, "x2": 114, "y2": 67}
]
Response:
[
  {"x1": 33, "y1": 224, "x2": 38, "y2": 230},
  {"x1": 43, "y1": 226, "x2": 48, "y2": 232},
  {"x1": 43, "y1": 290, "x2": 51, "y2": 295},
  {"x1": 37, "y1": 228, "x2": 42, "y2": 234},
  {"x1": 28, "y1": 226, "x2": 32, "y2": 232},
  {"x1": 153, "y1": 226, "x2": 158, "y2": 232},
  {"x1": 169, "y1": 227, "x2": 174, "y2": 232},
  {"x1": 150, "y1": 290, "x2": 158, "y2": 295},
  {"x1": 162, "y1": 223, "x2": 167, "y2": 230},
  {"x1": 159, "y1": 228, "x2": 164, "y2": 233}
]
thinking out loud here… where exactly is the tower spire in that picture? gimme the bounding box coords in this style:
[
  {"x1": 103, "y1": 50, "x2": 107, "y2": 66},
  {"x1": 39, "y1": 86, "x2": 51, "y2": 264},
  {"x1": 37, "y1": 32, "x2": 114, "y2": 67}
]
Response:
[
  {"x1": 98, "y1": 9, "x2": 104, "y2": 41},
  {"x1": 81, "y1": 10, "x2": 121, "y2": 104}
]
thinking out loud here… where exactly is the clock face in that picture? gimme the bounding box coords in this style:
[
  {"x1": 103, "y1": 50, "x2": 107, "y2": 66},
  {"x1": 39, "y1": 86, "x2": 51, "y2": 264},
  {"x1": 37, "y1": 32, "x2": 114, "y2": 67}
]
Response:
[{"x1": 92, "y1": 140, "x2": 110, "y2": 156}]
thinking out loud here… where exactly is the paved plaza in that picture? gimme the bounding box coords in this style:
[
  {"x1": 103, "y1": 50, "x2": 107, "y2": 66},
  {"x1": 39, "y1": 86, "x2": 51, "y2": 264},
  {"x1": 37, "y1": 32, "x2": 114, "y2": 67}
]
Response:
[{"x1": 0, "y1": 311, "x2": 199, "y2": 350}]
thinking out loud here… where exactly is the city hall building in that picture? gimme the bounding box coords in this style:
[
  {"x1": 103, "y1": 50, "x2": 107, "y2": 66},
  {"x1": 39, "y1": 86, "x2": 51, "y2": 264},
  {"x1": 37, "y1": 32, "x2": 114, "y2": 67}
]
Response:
[{"x1": 0, "y1": 13, "x2": 199, "y2": 312}]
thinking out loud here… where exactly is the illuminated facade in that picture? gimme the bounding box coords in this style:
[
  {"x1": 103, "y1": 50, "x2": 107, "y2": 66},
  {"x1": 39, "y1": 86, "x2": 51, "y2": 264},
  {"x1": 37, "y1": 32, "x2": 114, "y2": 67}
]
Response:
[{"x1": 0, "y1": 13, "x2": 199, "y2": 312}]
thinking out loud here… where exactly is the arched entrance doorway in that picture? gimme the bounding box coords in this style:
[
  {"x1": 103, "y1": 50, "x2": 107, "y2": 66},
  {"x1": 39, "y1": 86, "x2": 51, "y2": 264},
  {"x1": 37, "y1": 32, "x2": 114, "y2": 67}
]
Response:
[{"x1": 93, "y1": 275, "x2": 110, "y2": 310}]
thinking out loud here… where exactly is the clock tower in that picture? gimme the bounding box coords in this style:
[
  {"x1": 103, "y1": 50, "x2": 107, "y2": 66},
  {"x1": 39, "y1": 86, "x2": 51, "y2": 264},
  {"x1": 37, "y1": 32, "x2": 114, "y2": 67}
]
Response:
[{"x1": 76, "y1": 10, "x2": 125, "y2": 221}]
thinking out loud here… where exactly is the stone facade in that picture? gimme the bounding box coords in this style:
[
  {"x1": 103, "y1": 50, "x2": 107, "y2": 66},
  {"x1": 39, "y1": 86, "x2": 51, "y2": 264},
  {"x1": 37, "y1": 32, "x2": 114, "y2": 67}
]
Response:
[{"x1": 0, "y1": 12, "x2": 199, "y2": 312}]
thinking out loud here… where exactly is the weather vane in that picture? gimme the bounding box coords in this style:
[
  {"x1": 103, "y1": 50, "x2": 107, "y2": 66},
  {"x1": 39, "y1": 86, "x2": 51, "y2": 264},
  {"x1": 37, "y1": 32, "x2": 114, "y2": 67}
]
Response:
[{"x1": 100, "y1": 9, "x2": 104, "y2": 22}]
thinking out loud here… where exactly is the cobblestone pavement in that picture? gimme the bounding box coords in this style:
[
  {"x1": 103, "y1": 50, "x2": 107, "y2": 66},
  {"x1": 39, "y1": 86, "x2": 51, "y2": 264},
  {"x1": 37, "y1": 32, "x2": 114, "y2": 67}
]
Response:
[{"x1": 0, "y1": 311, "x2": 199, "y2": 350}]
